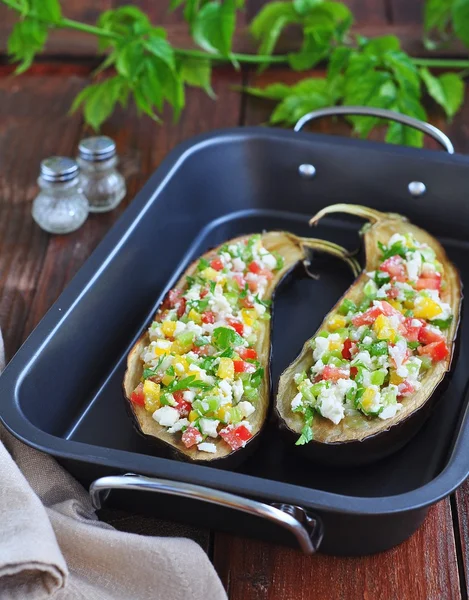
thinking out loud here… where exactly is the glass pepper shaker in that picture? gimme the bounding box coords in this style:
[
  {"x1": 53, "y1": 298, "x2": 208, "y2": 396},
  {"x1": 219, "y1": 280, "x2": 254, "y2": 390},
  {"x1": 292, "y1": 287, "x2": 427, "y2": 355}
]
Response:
[
  {"x1": 32, "y1": 157, "x2": 89, "y2": 234},
  {"x1": 77, "y1": 136, "x2": 126, "y2": 212}
]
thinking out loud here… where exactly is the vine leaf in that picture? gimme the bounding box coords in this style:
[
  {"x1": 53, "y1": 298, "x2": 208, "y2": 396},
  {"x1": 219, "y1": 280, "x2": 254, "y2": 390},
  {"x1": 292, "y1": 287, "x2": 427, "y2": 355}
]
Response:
[{"x1": 420, "y1": 68, "x2": 465, "y2": 118}]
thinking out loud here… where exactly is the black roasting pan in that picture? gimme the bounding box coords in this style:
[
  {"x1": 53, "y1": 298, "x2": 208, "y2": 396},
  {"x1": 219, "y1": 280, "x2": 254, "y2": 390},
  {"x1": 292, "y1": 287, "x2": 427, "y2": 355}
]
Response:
[{"x1": 2, "y1": 107, "x2": 469, "y2": 556}]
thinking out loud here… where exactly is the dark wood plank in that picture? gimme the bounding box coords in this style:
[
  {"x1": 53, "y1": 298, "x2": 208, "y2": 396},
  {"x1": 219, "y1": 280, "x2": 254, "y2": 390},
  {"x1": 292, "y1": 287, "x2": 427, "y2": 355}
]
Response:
[
  {"x1": 0, "y1": 73, "x2": 86, "y2": 361},
  {"x1": 214, "y1": 502, "x2": 461, "y2": 600},
  {"x1": 456, "y1": 483, "x2": 469, "y2": 590},
  {"x1": 390, "y1": 0, "x2": 423, "y2": 24}
]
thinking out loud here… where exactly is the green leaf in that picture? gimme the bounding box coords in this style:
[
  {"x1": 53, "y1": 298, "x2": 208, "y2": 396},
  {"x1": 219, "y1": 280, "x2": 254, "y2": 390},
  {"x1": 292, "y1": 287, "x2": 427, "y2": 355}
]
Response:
[
  {"x1": 293, "y1": 0, "x2": 324, "y2": 15},
  {"x1": 192, "y1": 0, "x2": 237, "y2": 56},
  {"x1": 424, "y1": 0, "x2": 452, "y2": 32},
  {"x1": 288, "y1": 26, "x2": 334, "y2": 70},
  {"x1": 362, "y1": 35, "x2": 401, "y2": 56},
  {"x1": 385, "y1": 121, "x2": 423, "y2": 148},
  {"x1": 31, "y1": 0, "x2": 62, "y2": 23},
  {"x1": 250, "y1": 2, "x2": 297, "y2": 40},
  {"x1": 212, "y1": 327, "x2": 244, "y2": 349},
  {"x1": 115, "y1": 41, "x2": 144, "y2": 80},
  {"x1": 143, "y1": 31, "x2": 176, "y2": 71},
  {"x1": 269, "y1": 79, "x2": 332, "y2": 125},
  {"x1": 384, "y1": 51, "x2": 420, "y2": 96},
  {"x1": 7, "y1": 19, "x2": 48, "y2": 74},
  {"x1": 327, "y1": 46, "x2": 352, "y2": 80},
  {"x1": 452, "y1": 0, "x2": 469, "y2": 47},
  {"x1": 73, "y1": 77, "x2": 125, "y2": 131},
  {"x1": 420, "y1": 68, "x2": 464, "y2": 118},
  {"x1": 179, "y1": 57, "x2": 215, "y2": 98},
  {"x1": 169, "y1": 0, "x2": 186, "y2": 9},
  {"x1": 243, "y1": 83, "x2": 291, "y2": 100}
]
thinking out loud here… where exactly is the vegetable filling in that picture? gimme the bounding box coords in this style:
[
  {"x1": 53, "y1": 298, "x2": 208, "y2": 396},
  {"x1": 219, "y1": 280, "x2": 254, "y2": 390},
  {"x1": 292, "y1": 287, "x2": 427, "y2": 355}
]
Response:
[
  {"x1": 131, "y1": 235, "x2": 283, "y2": 453},
  {"x1": 291, "y1": 232, "x2": 452, "y2": 445}
]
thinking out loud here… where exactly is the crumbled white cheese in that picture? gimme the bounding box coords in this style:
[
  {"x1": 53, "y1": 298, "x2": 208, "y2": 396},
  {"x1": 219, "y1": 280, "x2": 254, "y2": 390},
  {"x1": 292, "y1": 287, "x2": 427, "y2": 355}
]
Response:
[
  {"x1": 389, "y1": 339, "x2": 408, "y2": 369},
  {"x1": 238, "y1": 401, "x2": 255, "y2": 418},
  {"x1": 184, "y1": 284, "x2": 201, "y2": 301},
  {"x1": 232, "y1": 379, "x2": 244, "y2": 403},
  {"x1": 388, "y1": 233, "x2": 407, "y2": 247},
  {"x1": 260, "y1": 253, "x2": 276, "y2": 270},
  {"x1": 199, "y1": 418, "x2": 220, "y2": 437},
  {"x1": 152, "y1": 406, "x2": 179, "y2": 427},
  {"x1": 317, "y1": 386, "x2": 345, "y2": 425},
  {"x1": 174, "y1": 321, "x2": 186, "y2": 336},
  {"x1": 291, "y1": 393, "x2": 303, "y2": 411},
  {"x1": 405, "y1": 252, "x2": 421, "y2": 281},
  {"x1": 232, "y1": 257, "x2": 246, "y2": 272},
  {"x1": 411, "y1": 319, "x2": 423, "y2": 328},
  {"x1": 197, "y1": 442, "x2": 217, "y2": 453},
  {"x1": 313, "y1": 336, "x2": 330, "y2": 361},
  {"x1": 167, "y1": 418, "x2": 189, "y2": 434},
  {"x1": 379, "y1": 404, "x2": 402, "y2": 420},
  {"x1": 352, "y1": 351, "x2": 373, "y2": 369},
  {"x1": 183, "y1": 390, "x2": 195, "y2": 403}
]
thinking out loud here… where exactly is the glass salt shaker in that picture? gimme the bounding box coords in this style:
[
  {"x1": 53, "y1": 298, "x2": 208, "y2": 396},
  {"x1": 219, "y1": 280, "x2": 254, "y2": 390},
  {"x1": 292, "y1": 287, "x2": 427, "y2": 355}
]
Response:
[
  {"x1": 77, "y1": 136, "x2": 126, "y2": 212},
  {"x1": 32, "y1": 157, "x2": 89, "y2": 234}
]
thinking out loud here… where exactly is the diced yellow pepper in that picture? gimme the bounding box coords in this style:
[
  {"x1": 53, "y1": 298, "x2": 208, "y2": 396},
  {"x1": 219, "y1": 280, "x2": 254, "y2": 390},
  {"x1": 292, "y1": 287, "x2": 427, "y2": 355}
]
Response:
[
  {"x1": 189, "y1": 410, "x2": 199, "y2": 423},
  {"x1": 327, "y1": 314, "x2": 347, "y2": 331},
  {"x1": 188, "y1": 309, "x2": 202, "y2": 325},
  {"x1": 389, "y1": 300, "x2": 403, "y2": 313},
  {"x1": 171, "y1": 340, "x2": 187, "y2": 355},
  {"x1": 200, "y1": 267, "x2": 219, "y2": 281},
  {"x1": 143, "y1": 380, "x2": 161, "y2": 413},
  {"x1": 389, "y1": 370, "x2": 404, "y2": 385},
  {"x1": 161, "y1": 320, "x2": 176, "y2": 337},
  {"x1": 162, "y1": 373, "x2": 174, "y2": 386},
  {"x1": 361, "y1": 387, "x2": 376, "y2": 412},
  {"x1": 172, "y1": 355, "x2": 189, "y2": 375},
  {"x1": 329, "y1": 340, "x2": 342, "y2": 351},
  {"x1": 413, "y1": 297, "x2": 442, "y2": 320},
  {"x1": 217, "y1": 357, "x2": 234, "y2": 379},
  {"x1": 215, "y1": 404, "x2": 232, "y2": 422},
  {"x1": 403, "y1": 299, "x2": 414, "y2": 310},
  {"x1": 373, "y1": 314, "x2": 397, "y2": 342},
  {"x1": 154, "y1": 342, "x2": 172, "y2": 356},
  {"x1": 241, "y1": 309, "x2": 256, "y2": 327}
]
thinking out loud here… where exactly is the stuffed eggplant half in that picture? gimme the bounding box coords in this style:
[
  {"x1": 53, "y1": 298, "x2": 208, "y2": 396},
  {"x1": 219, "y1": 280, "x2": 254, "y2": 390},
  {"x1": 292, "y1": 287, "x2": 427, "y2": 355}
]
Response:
[
  {"x1": 277, "y1": 205, "x2": 461, "y2": 466},
  {"x1": 124, "y1": 231, "x2": 360, "y2": 466}
]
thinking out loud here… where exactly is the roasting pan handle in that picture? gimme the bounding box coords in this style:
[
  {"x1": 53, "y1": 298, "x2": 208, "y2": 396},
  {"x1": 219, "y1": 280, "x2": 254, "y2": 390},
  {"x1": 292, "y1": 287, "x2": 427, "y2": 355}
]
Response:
[
  {"x1": 89, "y1": 473, "x2": 323, "y2": 554},
  {"x1": 294, "y1": 106, "x2": 454, "y2": 154}
]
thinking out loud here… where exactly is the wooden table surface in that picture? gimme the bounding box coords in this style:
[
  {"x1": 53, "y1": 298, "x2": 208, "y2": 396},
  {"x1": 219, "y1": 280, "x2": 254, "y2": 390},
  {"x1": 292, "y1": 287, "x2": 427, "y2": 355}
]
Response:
[{"x1": 1, "y1": 1, "x2": 468, "y2": 599}]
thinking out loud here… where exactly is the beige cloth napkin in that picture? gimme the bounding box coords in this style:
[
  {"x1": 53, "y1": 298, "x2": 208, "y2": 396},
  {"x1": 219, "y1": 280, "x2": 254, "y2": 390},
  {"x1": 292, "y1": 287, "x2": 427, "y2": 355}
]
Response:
[{"x1": 0, "y1": 333, "x2": 227, "y2": 600}]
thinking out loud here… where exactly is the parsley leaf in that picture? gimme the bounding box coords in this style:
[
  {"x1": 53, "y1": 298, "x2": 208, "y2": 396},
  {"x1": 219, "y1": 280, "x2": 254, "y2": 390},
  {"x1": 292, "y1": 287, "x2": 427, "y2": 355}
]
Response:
[{"x1": 212, "y1": 327, "x2": 244, "y2": 350}]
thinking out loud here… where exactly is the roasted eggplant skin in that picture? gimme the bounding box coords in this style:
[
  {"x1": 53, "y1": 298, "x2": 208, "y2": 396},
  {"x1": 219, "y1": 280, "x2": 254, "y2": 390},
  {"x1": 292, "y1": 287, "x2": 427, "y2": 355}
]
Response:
[
  {"x1": 123, "y1": 231, "x2": 359, "y2": 467},
  {"x1": 276, "y1": 205, "x2": 462, "y2": 467}
]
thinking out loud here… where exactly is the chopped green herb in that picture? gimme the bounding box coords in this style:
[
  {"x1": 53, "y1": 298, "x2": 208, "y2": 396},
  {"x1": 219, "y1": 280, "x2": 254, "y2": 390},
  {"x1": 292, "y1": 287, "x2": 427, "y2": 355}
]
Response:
[
  {"x1": 213, "y1": 327, "x2": 244, "y2": 350},
  {"x1": 197, "y1": 257, "x2": 210, "y2": 271},
  {"x1": 431, "y1": 316, "x2": 453, "y2": 330}
]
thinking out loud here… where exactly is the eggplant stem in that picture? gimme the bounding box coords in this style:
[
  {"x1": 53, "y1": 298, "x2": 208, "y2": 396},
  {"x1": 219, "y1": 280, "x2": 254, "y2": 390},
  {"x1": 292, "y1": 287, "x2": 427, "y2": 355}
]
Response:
[
  {"x1": 302, "y1": 259, "x2": 320, "y2": 280},
  {"x1": 297, "y1": 237, "x2": 362, "y2": 277},
  {"x1": 309, "y1": 204, "x2": 405, "y2": 227}
]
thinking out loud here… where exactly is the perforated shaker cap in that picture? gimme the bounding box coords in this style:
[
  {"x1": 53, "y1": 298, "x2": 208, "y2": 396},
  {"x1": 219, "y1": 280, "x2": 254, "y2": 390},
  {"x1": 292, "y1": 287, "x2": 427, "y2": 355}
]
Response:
[
  {"x1": 40, "y1": 157, "x2": 79, "y2": 182},
  {"x1": 78, "y1": 136, "x2": 116, "y2": 162}
]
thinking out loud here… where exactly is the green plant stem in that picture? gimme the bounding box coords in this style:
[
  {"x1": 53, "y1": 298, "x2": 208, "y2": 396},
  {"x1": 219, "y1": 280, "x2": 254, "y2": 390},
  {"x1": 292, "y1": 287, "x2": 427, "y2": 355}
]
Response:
[{"x1": 412, "y1": 57, "x2": 469, "y2": 68}]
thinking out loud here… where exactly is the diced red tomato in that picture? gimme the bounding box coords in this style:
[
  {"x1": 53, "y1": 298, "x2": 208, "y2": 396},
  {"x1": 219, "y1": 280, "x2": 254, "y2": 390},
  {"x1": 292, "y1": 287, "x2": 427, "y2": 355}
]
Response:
[
  {"x1": 321, "y1": 365, "x2": 349, "y2": 382},
  {"x1": 211, "y1": 258, "x2": 224, "y2": 271},
  {"x1": 200, "y1": 288, "x2": 209, "y2": 298},
  {"x1": 418, "y1": 326, "x2": 445, "y2": 346},
  {"x1": 247, "y1": 279, "x2": 258, "y2": 293},
  {"x1": 386, "y1": 286, "x2": 400, "y2": 300},
  {"x1": 351, "y1": 300, "x2": 402, "y2": 327},
  {"x1": 173, "y1": 391, "x2": 191, "y2": 417},
  {"x1": 202, "y1": 311, "x2": 216, "y2": 324},
  {"x1": 192, "y1": 345, "x2": 210, "y2": 356},
  {"x1": 220, "y1": 424, "x2": 252, "y2": 450},
  {"x1": 181, "y1": 427, "x2": 203, "y2": 448},
  {"x1": 130, "y1": 383, "x2": 145, "y2": 406},
  {"x1": 240, "y1": 296, "x2": 254, "y2": 309},
  {"x1": 350, "y1": 366, "x2": 358, "y2": 379},
  {"x1": 226, "y1": 318, "x2": 244, "y2": 336},
  {"x1": 234, "y1": 360, "x2": 254, "y2": 373},
  {"x1": 248, "y1": 261, "x2": 261, "y2": 274},
  {"x1": 233, "y1": 274, "x2": 245, "y2": 289},
  {"x1": 342, "y1": 338, "x2": 353, "y2": 360},
  {"x1": 415, "y1": 273, "x2": 441, "y2": 291},
  {"x1": 401, "y1": 317, "x2": 424, "y2": 342},
  {"x1": 418, "y1": 340, "x2": 449, "y2": 361},
  {"x1": 165, "y1": 289, "x2": 186, "y2": 318},
  {"x1": 380, "y1": 256, "x2": 406, "y2": 282},
  {"x1": 238, "y1": 347, "x2": 258, "y2": 360},
  {"x1": 398, "y1": 381, "x2": 415, "y2": 397}
]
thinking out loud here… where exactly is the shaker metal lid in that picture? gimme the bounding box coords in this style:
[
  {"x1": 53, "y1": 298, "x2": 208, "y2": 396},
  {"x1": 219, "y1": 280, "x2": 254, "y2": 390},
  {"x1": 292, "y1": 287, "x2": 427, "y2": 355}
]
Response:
[
  {"x1": 40, "y1": 157, "x2": 79, "y2": 182},
  {"x1": 78, "y1": 136, "x2": 116, "y2": 161}
]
